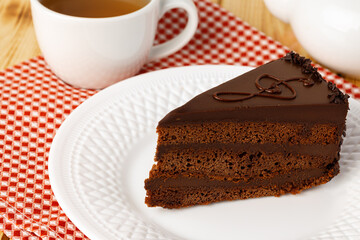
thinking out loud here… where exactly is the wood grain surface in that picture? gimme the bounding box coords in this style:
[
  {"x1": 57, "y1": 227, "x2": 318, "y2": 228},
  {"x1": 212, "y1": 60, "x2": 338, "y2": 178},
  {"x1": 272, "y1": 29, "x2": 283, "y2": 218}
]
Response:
[
  {"x1": 0, "y1": 0, "x2": 359, "y2": 87},
  {"x1": 0, "y1": 232, "x2": 10, "y2": 240},
  {"x1": 0, "y1": 0, "x2": 358, "y2": 237}
]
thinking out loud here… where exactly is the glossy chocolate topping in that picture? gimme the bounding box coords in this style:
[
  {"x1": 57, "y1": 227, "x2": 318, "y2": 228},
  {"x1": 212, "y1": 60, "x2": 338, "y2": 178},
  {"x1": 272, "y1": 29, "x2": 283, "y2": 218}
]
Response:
[
  {"x1": 213, "y1": 73, "x2": 314, "y2": 102},
  {"x1": 159, "y1": 52, "x2": 349, "y2": 126}
]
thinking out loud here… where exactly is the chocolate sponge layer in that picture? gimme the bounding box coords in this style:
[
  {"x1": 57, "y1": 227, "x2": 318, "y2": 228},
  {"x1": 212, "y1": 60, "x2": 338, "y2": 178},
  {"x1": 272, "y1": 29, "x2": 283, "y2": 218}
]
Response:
[{"x1": 145, "y1": 163, "x2": 339, "y2": 209}]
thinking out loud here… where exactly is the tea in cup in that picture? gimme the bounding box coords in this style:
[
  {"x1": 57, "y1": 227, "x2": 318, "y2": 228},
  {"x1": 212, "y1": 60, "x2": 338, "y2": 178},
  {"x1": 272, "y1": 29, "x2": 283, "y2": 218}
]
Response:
[{"x1": 31, "y1": 0, "x2": 198, "y2": 89}]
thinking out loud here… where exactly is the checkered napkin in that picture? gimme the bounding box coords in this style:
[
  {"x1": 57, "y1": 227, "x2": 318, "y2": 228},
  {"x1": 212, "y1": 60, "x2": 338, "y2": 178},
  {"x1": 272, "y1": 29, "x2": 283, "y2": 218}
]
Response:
[{"x1": 1, "y1": 0, "x2": 359, "y2": 239}]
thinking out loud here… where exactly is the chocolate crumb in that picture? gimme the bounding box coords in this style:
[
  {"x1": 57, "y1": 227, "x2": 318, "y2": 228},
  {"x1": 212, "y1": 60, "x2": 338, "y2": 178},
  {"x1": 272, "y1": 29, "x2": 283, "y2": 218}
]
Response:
[
  {"x1": 283, "y1": 52, "x2": 349, "y2": 104},
  {"x1": 282, "y1": 52, "x2": 324, "y2": 83},
  {"x1": 327, "y1": 82, "x2": 349, "y2": 104}
]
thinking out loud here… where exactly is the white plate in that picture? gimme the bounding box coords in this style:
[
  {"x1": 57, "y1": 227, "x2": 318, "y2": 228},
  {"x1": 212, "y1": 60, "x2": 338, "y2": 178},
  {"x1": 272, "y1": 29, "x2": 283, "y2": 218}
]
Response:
[{"x1": 49, "y1": 65, "x2": 360, "y2": 240}]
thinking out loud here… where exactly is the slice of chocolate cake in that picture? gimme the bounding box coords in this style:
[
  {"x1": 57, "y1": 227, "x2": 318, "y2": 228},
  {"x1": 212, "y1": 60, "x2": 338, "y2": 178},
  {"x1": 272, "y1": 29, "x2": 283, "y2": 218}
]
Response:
[{"x1": 145, "y1": 52, "x2": 349, "y2": 209}]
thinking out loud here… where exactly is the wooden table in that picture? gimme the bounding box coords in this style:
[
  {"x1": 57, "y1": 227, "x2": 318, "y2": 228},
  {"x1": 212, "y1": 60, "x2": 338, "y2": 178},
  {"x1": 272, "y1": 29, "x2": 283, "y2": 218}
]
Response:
[
  {"x1": 0, "y1": 0, "x2": 359, "y2": 87},
  {"x1": 0, "y1": 0, "x2": 358, "y2": 238}
]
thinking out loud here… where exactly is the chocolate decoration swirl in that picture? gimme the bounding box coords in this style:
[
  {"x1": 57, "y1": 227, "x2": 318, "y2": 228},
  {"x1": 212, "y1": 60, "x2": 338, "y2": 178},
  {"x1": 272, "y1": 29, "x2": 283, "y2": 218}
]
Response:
[
  {"x1": 213, "y1": 51, "x2": 349, "y2": 104},
  {"x1": 213, "y1": 74, "x2": 314, "y2": 102}
]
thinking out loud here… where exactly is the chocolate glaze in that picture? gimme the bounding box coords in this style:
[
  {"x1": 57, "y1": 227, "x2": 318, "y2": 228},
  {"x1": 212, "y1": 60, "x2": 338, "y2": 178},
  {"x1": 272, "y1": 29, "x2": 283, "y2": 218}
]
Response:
[
  {"x1": 156, "y1": 142, "x2": 339, "y2": 158},
  {"x1": 159, "y1": 52, "x2": 349, "y2": 126},
  {"x1": 213, "y1": 73, "x2": 314, "y2": 102},
  {"x1": 145, "y1": 168, "x2": 326, "y2": 189}
]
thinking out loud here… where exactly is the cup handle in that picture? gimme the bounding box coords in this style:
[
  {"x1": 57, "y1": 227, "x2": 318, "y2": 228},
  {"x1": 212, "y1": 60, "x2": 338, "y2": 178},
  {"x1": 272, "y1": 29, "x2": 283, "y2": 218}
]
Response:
[{"x1": 147, "y1": 0, "x2": 198, "y2": 62}]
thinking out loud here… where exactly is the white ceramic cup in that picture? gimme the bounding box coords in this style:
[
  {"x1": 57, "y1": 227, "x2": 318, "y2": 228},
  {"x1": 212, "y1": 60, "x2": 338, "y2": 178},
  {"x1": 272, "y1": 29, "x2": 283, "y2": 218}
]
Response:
[{"x1": 30, "y1": 0, "x2": 198, "y2": 89}]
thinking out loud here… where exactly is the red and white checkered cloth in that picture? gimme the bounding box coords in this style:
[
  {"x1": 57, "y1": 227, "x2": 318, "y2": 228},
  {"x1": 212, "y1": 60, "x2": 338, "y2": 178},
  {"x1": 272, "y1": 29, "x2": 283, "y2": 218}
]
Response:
[{"x1": 1, "y1": 0, "x2": 359, "y2": 239}]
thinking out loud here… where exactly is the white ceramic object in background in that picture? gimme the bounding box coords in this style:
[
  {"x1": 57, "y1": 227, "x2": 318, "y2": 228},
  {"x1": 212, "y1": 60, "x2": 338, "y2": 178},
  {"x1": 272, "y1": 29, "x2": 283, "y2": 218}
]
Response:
[
  {"x1": 264, "y1": 0, "x2": 360, "y2": 77},
  {"x1": 30, "y1": 0, "x2": 198, "y2": 89}
]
